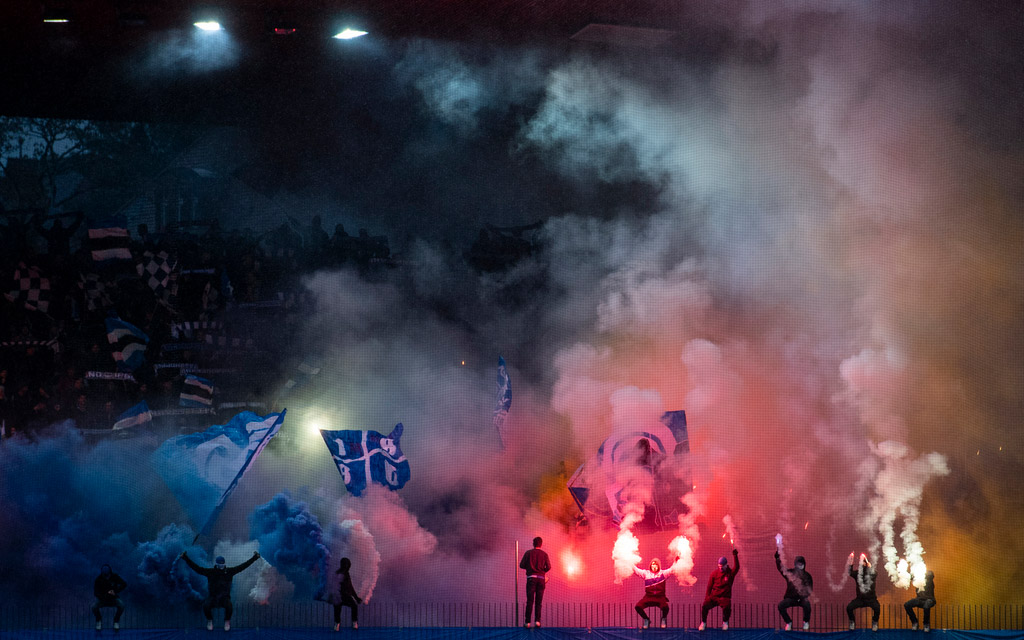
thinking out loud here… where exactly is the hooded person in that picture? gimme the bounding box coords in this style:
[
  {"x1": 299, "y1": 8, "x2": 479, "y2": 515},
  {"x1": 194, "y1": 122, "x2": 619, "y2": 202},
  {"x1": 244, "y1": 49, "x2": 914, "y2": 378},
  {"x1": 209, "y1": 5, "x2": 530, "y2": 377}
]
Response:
[
  {"x1": 776, "y1": 551, "x2": 813, "y2": 631},
  {"x1": 180, "y1": 551, "x2": 260, "y2": 631},
  {"x1": 700, "y1": 549, "x2": 740, "y2": 631},
  {"x1": 91, "y1": 564, "x2": 128, "y2": 631},
  {"x1": 847, "y1": 553, "x2": 881, "y2": 631},
  {"x1": 631, "y1": 556, "x2": 683, "y2": 629},
  {"x1": 903, "y1": 570, "x2": 936, "y2": 632},
  {"x1": 333, "y1": 557, "x2": 363, "y2": 631},
  {"x1": 519, "y1": 536, "x2": 551, "y2": 629}
]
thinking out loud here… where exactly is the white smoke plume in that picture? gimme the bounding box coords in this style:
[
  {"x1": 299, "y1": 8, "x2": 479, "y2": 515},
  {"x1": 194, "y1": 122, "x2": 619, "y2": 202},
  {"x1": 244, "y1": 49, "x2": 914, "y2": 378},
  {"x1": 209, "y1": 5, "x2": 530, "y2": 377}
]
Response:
[{"x1": 861, "y1": 441, "x2": 949, "y2": 589}]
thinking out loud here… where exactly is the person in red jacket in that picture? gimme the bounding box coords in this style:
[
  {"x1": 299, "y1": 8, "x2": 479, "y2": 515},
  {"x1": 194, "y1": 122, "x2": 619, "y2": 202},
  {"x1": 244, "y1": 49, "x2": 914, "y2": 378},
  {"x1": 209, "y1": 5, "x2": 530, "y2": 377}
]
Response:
[
  {"x1": 519, "y1": 536, "x2": 551, "y2": 629},
  {"x1": 700, "y1": 549, "x2": 740, "y2": 631}
]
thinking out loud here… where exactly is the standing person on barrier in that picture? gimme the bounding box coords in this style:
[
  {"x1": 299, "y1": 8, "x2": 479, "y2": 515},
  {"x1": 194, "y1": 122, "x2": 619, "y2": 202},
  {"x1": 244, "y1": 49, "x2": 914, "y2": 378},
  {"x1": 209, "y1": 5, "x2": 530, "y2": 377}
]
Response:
[
  {"x1": 776, "y1": 551, "x2": 813, "y2": 631},
  {"x1": 333, "y1": 558, "x2": 363, "y2": 631},
  {"x1": 91, "y1": 564, "x2": 128, "y2": 631},
  {"x1": 180, "y1": 551, "x2": 260, "y2": 631},
  {"x1": 700, "y1": 549, "x2": 740, "y2": 631},
  {"x1": 847, "y1": 553, "x2": 880, "y2": 632},
  {"x1": 904, "y1": 569, "x2": 935, "y2": 632},
  {"x1": 519, "y1": 536, "x2": 551, "y2": 629}
]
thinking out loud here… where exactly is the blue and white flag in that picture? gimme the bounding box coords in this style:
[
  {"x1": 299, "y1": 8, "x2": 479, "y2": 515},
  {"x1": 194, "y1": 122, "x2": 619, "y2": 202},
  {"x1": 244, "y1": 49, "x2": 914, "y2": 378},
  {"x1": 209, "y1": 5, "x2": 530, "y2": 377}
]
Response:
[
  {"x1": 493, "y1": 356, "x2": 512, "y2": 448},
  {"x1": 89, "y1": 217, "x2": 132, "y2": 262},
  {"x1": 113, "y1": 401, "x2": 153, "y2": 430},
  {"x1": 660, "y1": 410, "x2": 689, "y2": 454},
  {"x1": 105, "y1": 317, "x2": 149, "y2": 372},
  {"x1": 153, "y1": 410, "x2": 286, "y2": 538},
  {"x1": 320, "y1": 423, "x2": 411, "y2": 497},
  {"x1": 180, "y1": 374, "x2": 215, "y2": 407}
]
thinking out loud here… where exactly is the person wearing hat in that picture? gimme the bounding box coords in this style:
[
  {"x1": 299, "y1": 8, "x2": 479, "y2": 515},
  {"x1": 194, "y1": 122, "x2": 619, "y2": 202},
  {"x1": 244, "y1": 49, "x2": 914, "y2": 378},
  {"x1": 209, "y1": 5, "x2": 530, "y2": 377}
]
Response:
[
  {"x1": 91, "y1": 564, "x2": 128, "y2": 631},
  {"x1": 847, "y1": 553, "x2": 880, "y2": 632},
  {"x1": 180, "y1": 550, "x2": 260, "y2": 631},
  {"x1": 332, "y1": 558, "x2": 363, "y2": 631},
  {"x1": 631, "y1": 556, "x2": 679, "y2": 629},
  {"x1": 776, "y1": 551, "x2": 813, "y2": 631},
  {"x1": 904, "y1": 569, "x2": 936, "y2": 632},
  {"x1": 700, "y1": 549, "x2": 740, "y2": 631}
]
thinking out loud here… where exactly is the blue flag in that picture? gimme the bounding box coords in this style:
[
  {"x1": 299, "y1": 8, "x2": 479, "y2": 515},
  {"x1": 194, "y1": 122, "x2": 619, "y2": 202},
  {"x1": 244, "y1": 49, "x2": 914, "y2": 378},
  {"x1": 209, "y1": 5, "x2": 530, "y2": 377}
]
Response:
[
  {"x1": 493, "y1": 356, "x2": 512, "y2": 448},
  {"x1": 105, "y1": 317, "x2": 149, "y2": 372},
  {"x1": 320, "y1": 423, "x2": 410, "y2": 497},
  {"x1": 153, "y1": 410, "x2": 286, "y2": 538},
  {"x1": 113, "y1": 401, "x2": 152, "y2": 430},
  {"x1": 180, "y1": 374, "x2": 215, "y2": 407},
  {"x1": 660, "y1": 410, "x2": 689, "y2": 454}
]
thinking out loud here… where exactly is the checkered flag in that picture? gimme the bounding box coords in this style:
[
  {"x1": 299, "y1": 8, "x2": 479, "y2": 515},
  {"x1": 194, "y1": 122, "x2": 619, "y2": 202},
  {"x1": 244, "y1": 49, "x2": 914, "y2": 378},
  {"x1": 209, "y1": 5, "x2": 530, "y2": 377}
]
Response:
[
  {"x1": 78, "y1": 272, "x2": 112, "y2": 312},
  {"x1": 136, "y1": 250, "x2": 177, "y2": 295},
  {"x1": 5, "y1": 263, "x2": 51, "y2": 314},
  {"x1": 136, "y1": 250, "x2": 179, "y2": 310}
]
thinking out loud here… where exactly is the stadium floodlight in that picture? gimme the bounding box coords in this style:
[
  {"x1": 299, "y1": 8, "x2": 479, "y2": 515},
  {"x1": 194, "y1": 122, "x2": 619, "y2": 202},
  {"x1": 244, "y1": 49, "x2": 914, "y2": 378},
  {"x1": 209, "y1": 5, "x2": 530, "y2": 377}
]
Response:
[
  {"x1": 194, "y1": 20, "x2": 222, "y2": 31},
  {"x1": 42, "y1": 8, "x2": 72, "y2": 23},
  {"x1": 332, "y1": 28, "x2": 367, "y2": 40}
]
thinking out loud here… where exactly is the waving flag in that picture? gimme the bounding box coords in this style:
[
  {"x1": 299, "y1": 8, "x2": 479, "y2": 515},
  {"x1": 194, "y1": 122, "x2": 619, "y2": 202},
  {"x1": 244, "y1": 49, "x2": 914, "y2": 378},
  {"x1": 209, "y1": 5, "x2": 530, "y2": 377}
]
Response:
[
  {"x1": 113, "y1": 401, "x2": 153, "y2": 430},
  {"x1": 78, "y1": 272, "x2": 112, "y2": 311},
  {"x1": 136, "y1": 250, "x2": 177, "y2": 298},
  {"x1": 153, "y1": 410, "x2": 286, "y2": 539},
  {"x1": 5, "y1": 263, "x2": 51, "y2": 314},
  {"x1": 660, "y1": 410, "x2": 689, "y2": 454},
  {"x1": 89, "y1": 217, "x2": 132, "y2": 262},
  {"x1": 493, "y1": 356, "x2": 512, "y2": 448},
  {"x1": 180, "y1": 374, "x2": 215, "y2": 407},
  {"x1": 320, "y1": 423, "x2": 410, "y2": 497},
  {"x1": 105, "y1": 317, "x2": 149, "y2": 372}
]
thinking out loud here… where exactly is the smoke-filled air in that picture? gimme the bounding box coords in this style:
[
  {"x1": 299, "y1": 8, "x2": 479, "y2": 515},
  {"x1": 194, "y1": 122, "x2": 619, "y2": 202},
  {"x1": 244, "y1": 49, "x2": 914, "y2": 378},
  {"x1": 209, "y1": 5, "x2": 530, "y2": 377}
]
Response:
[{"x1": 1, "y1": 0, "x2": 1022, "y2": 614}]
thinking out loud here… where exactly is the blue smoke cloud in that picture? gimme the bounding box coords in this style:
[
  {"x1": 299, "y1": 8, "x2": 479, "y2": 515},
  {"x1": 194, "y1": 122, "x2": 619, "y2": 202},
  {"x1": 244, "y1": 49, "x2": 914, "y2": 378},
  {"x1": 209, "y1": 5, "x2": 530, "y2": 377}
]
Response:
[
  {"x1": 249, "y1": 492, "x2": 330, "y2": 600},
  {"x1": 136, "y1": 523, "x2": 208, "y2": 604}
]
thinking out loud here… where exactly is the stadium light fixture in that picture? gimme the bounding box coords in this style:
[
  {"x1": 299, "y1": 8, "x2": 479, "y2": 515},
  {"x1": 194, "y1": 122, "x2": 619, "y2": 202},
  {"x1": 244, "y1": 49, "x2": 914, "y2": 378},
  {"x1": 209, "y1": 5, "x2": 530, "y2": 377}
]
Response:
[
  {"x1": 332, "y1": 28, "x2": 367, "y2": 40},
  {"x1": 42, "y1": 7, "x2": 72, "y2": 23}
]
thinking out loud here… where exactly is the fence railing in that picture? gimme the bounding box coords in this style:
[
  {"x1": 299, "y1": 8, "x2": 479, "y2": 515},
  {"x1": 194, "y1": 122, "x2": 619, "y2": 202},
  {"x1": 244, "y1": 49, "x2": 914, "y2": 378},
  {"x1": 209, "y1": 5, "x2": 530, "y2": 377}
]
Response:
[{"x1": 3, "y1": 602, "x2": 1023, "y2": 631}]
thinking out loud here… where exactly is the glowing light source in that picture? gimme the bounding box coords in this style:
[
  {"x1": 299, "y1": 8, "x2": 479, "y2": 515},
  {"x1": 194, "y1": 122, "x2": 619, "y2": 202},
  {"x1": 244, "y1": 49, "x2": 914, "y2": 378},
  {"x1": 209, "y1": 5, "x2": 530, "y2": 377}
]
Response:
[
  {"x1": 273, "y1": 27, "x2": 297, "y2": 35},
  {"x1": 194, "y1": 21, "x2": 222, "y2": 31},
  {"x1": 561, "y1": 548, "x2": 583, "y2": 580},
  {"x1": 42, "y1": 8, "x2": 72, "y2": 23},
  {"x1": 333, "y1": 28, "x2": 368, "y2": 40}
]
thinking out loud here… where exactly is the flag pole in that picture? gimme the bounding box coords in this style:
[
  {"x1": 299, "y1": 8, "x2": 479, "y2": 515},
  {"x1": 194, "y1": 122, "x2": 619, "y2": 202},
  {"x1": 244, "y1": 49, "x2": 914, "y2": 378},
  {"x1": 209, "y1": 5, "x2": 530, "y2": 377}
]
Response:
[{"x1": 514, "y1": 539, "x2": 519, "y2": 627}]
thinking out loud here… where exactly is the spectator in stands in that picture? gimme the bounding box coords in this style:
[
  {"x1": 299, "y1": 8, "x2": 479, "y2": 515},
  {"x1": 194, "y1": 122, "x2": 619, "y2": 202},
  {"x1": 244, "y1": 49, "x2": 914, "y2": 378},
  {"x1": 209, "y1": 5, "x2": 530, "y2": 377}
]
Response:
[
  {"x1": 519, "y1": 536, "x2": 550, "y2": 629},
  {"x1": 332, "y1": 557, "x2": 363, "y2": 631},
  {"x1": 329, "y1": 224, "x2": 351, "y2": 265},
  {"x1": 180, "y1": 551, "x2": 260, "y2": 631},
  {"x1": 304, "y1": 215, "x2": 329, "y2": 264},
  {"x1": 904, "y1": 570, "x2": 935, "y2": 632},
  {"x1": 847, "y1": 553, "x2": 880, "y2": 631},
  {"x1": 700, "y1": 549, "x2": 739, "y2": 631},
  {"x1": 33, "y1": 211, "x2": 84, "y2": 258},
  {"x1": 91, "y1": 563, "x2": 127, "y2": 631},
  {"x1": 776, "y1": 551, "x2": 813, "y2": 631}
]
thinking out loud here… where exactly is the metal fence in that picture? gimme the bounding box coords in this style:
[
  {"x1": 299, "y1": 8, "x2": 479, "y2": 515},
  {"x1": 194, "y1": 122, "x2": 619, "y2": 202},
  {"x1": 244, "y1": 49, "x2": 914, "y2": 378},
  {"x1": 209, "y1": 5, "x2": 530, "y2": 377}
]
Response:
[{"x1": 3, "y1": 602, "x2": 1023, "y2": 631}]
